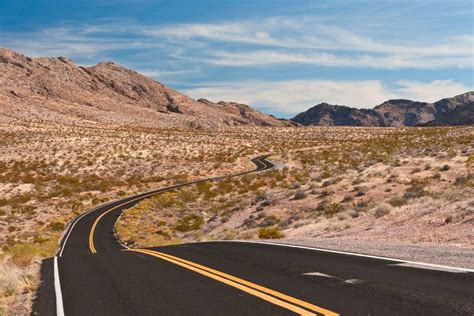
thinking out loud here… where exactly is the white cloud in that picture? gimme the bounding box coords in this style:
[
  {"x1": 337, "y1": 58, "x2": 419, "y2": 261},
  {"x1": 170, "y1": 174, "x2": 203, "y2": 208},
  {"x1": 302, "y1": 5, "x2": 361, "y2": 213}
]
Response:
[
  {"x1": 184, "y1": 79, "x2": 471, "y2": 115},
  {"x1": 395, "y1": 80, "x2": 470, "y2": 102},
  {"x1": 206, "y1": 50, "x2": 472, "y2": 69},
  {"x1": 142, "y1": 22, "x2": 279, "y2": 46},
  {"x1": 138, "y1": 68, "x2": 200, "y2": 78}
]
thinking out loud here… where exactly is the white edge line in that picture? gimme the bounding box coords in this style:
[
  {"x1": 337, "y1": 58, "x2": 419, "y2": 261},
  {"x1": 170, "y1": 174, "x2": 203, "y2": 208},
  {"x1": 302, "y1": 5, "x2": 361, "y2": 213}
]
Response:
[
  {"x1": 212, "y1": 240, "x2": 474, "y2": 273},
  {"x1": 54, "y1": 256, "x2": 65, "y2": 316}
]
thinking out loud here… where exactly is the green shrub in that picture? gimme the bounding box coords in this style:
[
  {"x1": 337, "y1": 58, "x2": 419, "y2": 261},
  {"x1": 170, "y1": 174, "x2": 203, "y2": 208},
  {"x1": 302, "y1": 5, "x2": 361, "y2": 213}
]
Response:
[
  {"x1": 174, "y1": 215, "x2": 204, "y2": 232},
  {"x1": 153, "y1": 192, "x2": 177, "y2": 208},
  {"x1": 258, "y1": 227, "x2": 283, "y2": 239},
  {"x1": 10, "y1": 243, "x2": 38, "y2": 267},
  {"x1": 324, "y1": 203, "x2": 343, "y2": 218},
  {"x1": 439, "y1": 164, "x2": 450, "y2": 171},
  {"x1": 388, "y1": 196, "x2": 406, "y2": 207},
  {"x1": 373, "y1": 204, "x2": 391, "y2": 218},
  {"x1": 48, "y1": 221, "x2": 65, "y2": 232},
  {"x1": 178, "y1": 189, "x2": 197, "y2": 203},
  {"x1": 293, "y1": 190, "x2": 307, "y2": 200},
  {"x1": 403, "y1": 183, "x2": 426, "y2": 200}
]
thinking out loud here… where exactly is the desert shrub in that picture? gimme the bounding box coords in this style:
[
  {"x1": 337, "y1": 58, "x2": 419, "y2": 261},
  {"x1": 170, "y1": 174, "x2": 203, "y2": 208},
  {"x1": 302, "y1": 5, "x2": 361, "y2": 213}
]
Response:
[
  {"x1": 293, "y1": 190, "x2": 307, "y2": 200},
  {"x1": 354, "y1": 186, "x2": 367, "y2": 197},
  {"x1": 324, "y1": 203, "x2": 343, "y2": 218},
  {"x1": 71, "y1": 201, "x2": 83, "y2": 211},
  {"x1": 153, "y1": 192, "x2": 177, "y2": 208},
  {"x1": 467, "y1": 155, "x2": 474, "y2": 167},
  {"x1": 117, "y1": 190, "x2": 126, "y2": 197},
  {"x1": 403, "y1": 183, "x2": 427, "y2": 200},
  {"x1": 454, "y1": 174, "x2": 474, "y2": 187},
  {"x1": 353, "y1": 200, "x2": 372, "y2": 212},
  {"x1": 321, "y1": 169, "x2": 332, "y2": 179},
  {"x1": 439, "y1": 164, "x2": 450, "y2": 171},
  {"x1": 174, "y1": 215, "x2": 204, "y2": 232},
  {"x1": 290, "y1": 182, "x2": 301, "y2": 189},
  {"x1": 373, "y1": 204, "x2": 391, "y2": 218},
  {"x1": 10, "y1": 244, "x2": 38, "y2": 268},
  {"x1": 322, "y1": 179, "x2": 335, "y2": 187},
  {"x1": 178, "y1": 189, "x2": 197, "y2": 203},
  {"x1": 48, "y1": 221, "x2": 64, "y2": 232},
  {"x1": 258, "y1": 227, "x2": 283, "y2": 239},
  {"x1": 259, "y1": 215, "x2": 280, "y2": 227},
  {"x1": 253, "y1": 193, "x2": 268, "y2": 204},
  {"x1": 311, "y1": 176, "x2": 322, "y2": 182},
  {"x1": 172, "y1": 173, "x2": 188, "y2": 184},
  {"x1": 388, "y1": 196, "x2": 406, "y2": 207}
]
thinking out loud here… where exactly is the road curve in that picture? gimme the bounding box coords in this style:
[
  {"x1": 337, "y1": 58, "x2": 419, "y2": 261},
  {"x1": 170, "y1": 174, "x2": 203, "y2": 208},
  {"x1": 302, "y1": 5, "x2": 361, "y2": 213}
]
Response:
[{"x1": 33, "y1": 155, "x2": 474, "y2": 315}]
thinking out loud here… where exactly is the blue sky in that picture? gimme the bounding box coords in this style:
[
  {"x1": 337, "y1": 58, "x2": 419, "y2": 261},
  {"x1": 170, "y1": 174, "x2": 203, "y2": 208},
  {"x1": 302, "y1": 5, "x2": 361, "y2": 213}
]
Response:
[{"x1": 1, "y1": 0, "x2": 472, "y2": 117}]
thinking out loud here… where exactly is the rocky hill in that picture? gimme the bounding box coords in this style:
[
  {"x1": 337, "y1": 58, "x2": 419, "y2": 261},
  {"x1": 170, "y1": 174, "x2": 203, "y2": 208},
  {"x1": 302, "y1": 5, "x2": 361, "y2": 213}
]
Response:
[
  {"x1": 0, "y1": 48, "x2": 292, "y2": 128},
  {"x1": 291, "y1": 92, "x2": 474, "y2": 127}
]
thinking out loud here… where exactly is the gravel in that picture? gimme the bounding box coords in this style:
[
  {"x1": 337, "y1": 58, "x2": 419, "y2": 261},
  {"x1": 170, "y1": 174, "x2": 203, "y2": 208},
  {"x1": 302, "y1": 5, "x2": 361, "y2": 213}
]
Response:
[{"x1": 273, "y1": 238, "x2": 474, "y2": 269}]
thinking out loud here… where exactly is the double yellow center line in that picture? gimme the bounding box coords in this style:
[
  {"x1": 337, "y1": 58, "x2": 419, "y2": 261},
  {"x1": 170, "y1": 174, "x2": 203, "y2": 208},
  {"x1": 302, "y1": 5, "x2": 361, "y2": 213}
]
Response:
[{"x1": 129, "y1": 248, "x2": 338, "y2": 316}]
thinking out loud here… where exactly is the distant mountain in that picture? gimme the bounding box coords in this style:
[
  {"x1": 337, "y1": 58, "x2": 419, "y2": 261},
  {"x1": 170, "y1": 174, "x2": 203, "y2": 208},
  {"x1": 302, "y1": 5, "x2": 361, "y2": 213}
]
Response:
[
  {"x1": 290, "y1": 103, "x2": 384, "y2": 126},
  {"x1": 291, "y1": 92, "x2": 474, "y2": 127},
  {"x1": 0, "y1": 48, "x2": 292, "y2": 128}
]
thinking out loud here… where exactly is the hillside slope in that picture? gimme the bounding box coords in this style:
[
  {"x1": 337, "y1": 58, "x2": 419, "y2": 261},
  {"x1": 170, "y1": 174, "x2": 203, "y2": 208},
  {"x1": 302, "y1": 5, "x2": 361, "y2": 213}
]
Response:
[{"x1": 0, "y1": 48, "x2": 291, "y2": 128}]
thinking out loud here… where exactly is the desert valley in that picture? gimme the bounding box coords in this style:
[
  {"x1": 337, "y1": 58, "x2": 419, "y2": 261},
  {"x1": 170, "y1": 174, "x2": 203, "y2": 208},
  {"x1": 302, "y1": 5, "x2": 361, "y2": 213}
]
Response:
[{"x1": 0, "y1": 48, "x2": 473, "y2": 314}]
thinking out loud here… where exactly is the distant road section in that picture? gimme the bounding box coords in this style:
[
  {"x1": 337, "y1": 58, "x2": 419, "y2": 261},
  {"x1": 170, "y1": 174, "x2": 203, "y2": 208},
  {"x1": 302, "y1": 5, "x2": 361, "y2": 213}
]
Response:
[{"x1": 33, "y1": 155, "x2": 474, "y2": 315}]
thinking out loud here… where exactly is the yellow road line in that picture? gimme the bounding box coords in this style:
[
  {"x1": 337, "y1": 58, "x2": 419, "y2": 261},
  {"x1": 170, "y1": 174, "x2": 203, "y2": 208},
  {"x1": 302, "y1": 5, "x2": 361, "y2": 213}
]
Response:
[{"x1": 130, "y1": 248, "x2": 338, "y2": 316}]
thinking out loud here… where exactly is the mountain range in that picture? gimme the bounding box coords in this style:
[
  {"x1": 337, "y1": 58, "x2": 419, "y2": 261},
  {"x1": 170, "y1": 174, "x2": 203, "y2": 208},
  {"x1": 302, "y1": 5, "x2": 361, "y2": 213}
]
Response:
[
  {"x1": 290, "y1": 92, "x2": 474, "y2": 127},
  {"x1": 1, "y1": 47, "x2": 472, "y2": 128},
  {"x1": 0, "y1": 48, "x2": 292, "y2": 128}
]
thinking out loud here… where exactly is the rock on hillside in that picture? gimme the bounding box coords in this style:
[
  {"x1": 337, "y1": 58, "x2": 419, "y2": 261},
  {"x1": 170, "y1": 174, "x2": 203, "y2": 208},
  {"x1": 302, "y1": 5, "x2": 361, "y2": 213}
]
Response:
[{"x1": 0, "y1": 48, "x2": 292, "y2": 128}]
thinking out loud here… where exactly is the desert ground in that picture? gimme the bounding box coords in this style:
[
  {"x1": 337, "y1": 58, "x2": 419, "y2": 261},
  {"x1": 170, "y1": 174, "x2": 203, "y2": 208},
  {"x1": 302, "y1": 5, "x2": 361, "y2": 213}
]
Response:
[{"x1": 0, "y1": 119, "x2": 473, "y2": 314}]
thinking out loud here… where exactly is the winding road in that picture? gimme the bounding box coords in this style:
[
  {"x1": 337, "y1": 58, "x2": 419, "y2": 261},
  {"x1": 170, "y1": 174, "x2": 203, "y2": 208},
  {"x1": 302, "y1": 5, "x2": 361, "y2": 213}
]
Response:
[{"x1": 33, "y1": 155, "x2": 474, "y2": 315}]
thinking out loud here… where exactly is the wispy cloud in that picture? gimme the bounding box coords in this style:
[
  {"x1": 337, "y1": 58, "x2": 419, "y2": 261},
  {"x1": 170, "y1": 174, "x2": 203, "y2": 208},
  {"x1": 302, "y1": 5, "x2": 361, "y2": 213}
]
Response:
[
  {"x1": 3, "y1": 17, "x2": 472, "y2": 70},
  {"x1": 205, "y1": 50, "x2": 472, "y2": 69},
  {"x1": 184, "y1": 79, "x2": 470, "y2": 115},
  {"x1": 395, "y1": 80, "x2": 470, "y2": 102}
]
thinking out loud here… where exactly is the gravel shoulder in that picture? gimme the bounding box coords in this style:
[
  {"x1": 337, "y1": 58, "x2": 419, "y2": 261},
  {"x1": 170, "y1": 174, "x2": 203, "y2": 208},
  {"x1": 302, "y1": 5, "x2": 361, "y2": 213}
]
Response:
[{"x1": 271, "y1": 238, "x2": 474, "y2": 270}]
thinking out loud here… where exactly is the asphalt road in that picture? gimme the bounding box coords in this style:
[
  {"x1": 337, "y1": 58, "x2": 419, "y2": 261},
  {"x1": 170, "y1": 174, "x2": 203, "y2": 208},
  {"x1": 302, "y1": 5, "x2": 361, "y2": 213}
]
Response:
[{"x1": 33, "y1": 155, "x2": 474, "y2": 315}]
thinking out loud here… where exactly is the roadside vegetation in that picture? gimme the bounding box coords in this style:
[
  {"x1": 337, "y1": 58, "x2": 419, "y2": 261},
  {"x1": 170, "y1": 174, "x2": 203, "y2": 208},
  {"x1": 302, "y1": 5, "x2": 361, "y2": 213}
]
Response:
[{"x1": 1, "y1": 120, "x2": 473, "y2": 314}]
